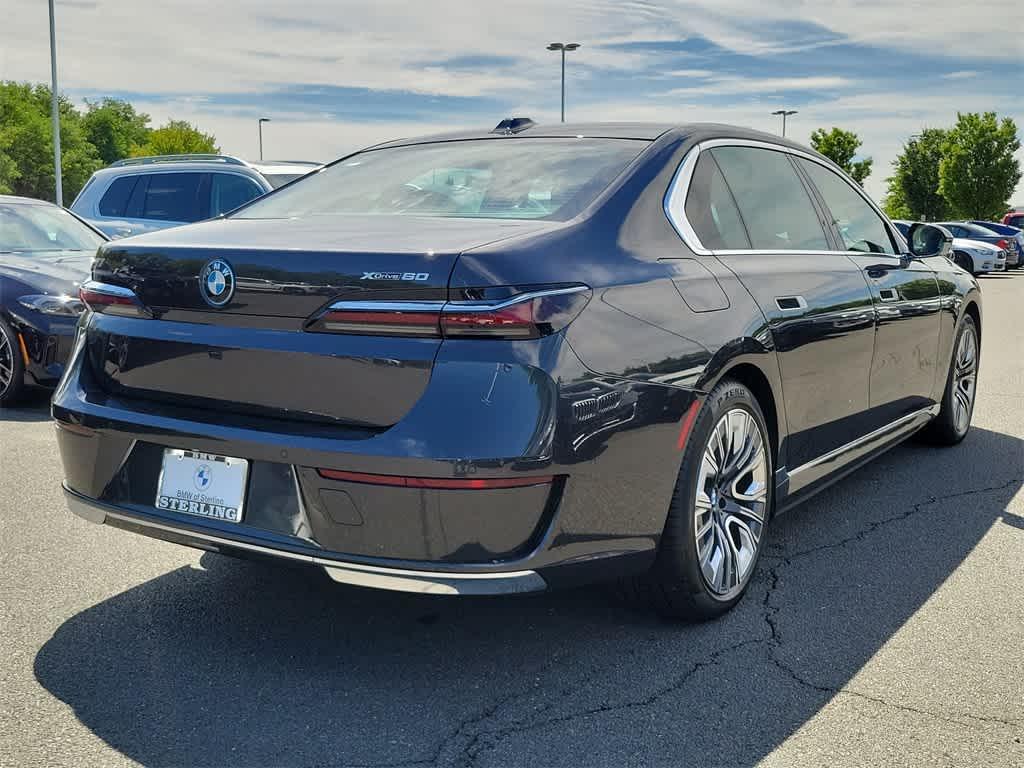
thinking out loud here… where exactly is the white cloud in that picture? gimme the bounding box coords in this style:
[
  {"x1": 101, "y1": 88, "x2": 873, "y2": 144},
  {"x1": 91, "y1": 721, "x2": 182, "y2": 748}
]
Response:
[
  {"x1": 2, "y1": 0, "x2": 1021, "y2": 203},
  {"x1": 667, "y1": 75, "x2": 855, "y2": 96}
]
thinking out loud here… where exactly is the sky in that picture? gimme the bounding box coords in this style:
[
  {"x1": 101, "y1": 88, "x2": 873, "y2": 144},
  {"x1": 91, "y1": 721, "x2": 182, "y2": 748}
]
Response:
[{"x1": 3, "y1": 0, "x2": 1023, "y2": 204}]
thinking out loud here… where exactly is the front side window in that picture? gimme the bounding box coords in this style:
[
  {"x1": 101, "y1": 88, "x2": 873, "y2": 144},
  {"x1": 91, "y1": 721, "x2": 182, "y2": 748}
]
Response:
[
  {"x1": 211, "y1": 173, "x2": 264, "y2": 216},
  {"x1": 711, "y1": 147, "x2": 829, "y2": 251},
  {"x1": 235, "y1": 139, "x2": 648, "y2": 221},
  {"x1": 0, "y1": 203, "x2": 105, "y2": 252},
  {"x1": 798, "y1": 159, "x2": 895, "y2": 255},
  {"x1": 141, "y1": 172, "x2": 205, "y2": 222},
  {"x1": 684, "y1": 153, "x2": 751, "y2": 249}
]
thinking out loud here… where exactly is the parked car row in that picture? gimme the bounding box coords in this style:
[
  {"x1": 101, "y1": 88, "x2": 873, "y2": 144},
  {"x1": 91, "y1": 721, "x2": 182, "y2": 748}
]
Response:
[
  {"x1": 892, "y1": 219, "x2": 1022, "y2": 275},
  {"x1": 69, "y1": 154, "x2": 320, "y2": 238}
]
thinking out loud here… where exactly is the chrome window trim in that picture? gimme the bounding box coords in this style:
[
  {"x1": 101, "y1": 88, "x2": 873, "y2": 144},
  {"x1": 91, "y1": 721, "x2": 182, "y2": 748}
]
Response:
[{"x1": 664, "y1": 137, "x2": 901, "y2": 258}]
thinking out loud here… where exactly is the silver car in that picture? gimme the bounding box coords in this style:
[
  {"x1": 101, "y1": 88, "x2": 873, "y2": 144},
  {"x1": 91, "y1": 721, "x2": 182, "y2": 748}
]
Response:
[
  {"x1": 893, "y1": 221, "x2": 1006, "y2": 275},
  {"x1": 70, "y1": 155, "x2": 319, "y2": 238}
]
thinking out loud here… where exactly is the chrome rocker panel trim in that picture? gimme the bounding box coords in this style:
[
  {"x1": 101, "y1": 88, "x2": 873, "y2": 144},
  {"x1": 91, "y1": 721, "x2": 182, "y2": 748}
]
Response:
[{"x1": 64, "y1": 487, "x2": 547, "y2": 596}]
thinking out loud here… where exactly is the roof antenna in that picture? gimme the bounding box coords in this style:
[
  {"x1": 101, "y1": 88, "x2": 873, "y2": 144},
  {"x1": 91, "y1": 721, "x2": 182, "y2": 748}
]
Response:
[{"x1": 492, "y1": 117, "x2": 536, "y2": 135}]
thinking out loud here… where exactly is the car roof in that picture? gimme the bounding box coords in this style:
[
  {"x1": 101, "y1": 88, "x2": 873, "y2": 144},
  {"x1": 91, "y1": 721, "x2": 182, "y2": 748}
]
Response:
[
  {"x1": 88, "y1": 161, "x2": 265, "y2": 179},
  {"x1": 371, "y1": 121, "x2": 816, "y2": 153},
  {"x1": 0, "y1": 194, "x2": 57, "y2": 207}
]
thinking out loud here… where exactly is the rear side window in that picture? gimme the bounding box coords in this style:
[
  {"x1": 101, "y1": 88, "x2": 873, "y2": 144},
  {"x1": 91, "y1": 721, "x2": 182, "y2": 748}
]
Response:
[
  {"x1": 684, "y1": 153, "x2": 751, "y2": 249},
  {"x1": 712, "y1": 147, "x2": 829, "y2": 251},
  {"x1": 798, "y1": 159, "x2": 895, "y2": 255},
  {"x1": 140, "y1": 172, "x2": 205, "y2": 222},
  {"x1": 211, "y1": 173, "x2": 264, "y2": 216},
  {"x1": 1008, "y1": 214, "x2": 1024, "y2": 228},
  {"x1": 98, "y1": 176, "x2": 138, "y2": 217}
]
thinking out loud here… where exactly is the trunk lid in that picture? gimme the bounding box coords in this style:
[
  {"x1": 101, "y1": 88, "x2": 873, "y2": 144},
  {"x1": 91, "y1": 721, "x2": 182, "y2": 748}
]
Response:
[{"x1": 85, "y1": 215, "x2": 556, "y2": 427}]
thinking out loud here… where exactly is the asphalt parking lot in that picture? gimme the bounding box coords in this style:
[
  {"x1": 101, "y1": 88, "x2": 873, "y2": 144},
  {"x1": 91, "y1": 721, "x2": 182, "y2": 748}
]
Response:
[{"x1": 1, "y1": 273, "x2": 1022, "y2": 768}]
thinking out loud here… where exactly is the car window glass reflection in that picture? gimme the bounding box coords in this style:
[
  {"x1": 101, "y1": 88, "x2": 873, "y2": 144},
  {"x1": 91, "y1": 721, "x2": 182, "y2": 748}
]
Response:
[{"x1": 711, "y1": 147, "x2": 829, "y2": 251}]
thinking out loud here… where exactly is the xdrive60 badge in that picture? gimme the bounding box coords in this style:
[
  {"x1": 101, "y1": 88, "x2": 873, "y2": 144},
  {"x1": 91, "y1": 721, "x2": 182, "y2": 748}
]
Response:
[{"x1": 199, "y1": 259, "x2": 236, "y2": 307}]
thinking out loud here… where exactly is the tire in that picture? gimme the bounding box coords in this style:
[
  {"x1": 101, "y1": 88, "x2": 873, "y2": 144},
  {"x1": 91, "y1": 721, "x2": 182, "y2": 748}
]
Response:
[
  {"x1": 920, "y1": 314, "x2": 978, "y2": 446},
  {"x1": 0, "y1": 318, "x2": 26, "y2": 407},
  {"x1": 619, "y1": 379, "x2": 773, "y2": 621}
]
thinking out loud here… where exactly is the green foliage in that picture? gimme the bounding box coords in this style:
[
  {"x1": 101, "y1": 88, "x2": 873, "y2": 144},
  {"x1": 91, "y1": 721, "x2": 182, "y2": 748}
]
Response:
[
  {"x1": 809, "y1": 127, "x2": 873, "y2": 186},
  {"x1": 130, "y1": 120, "x2": 219, "y2": 157},
  {"x1": 0, "y1": 81, "x2": 219, "y2": 204},
  {"x1": 939, "y1": 112, "x2": 1021, "y2": 220},
  {"x1": 0, "y1": 81, "x2": 103, "y2": 202},
  {"x1": 881, "y1": 180, "x2": 912, "y2": 220},
  {"x1": 889, "y1": 128, "x2": 949, "y2": 221},
  {"x1": 82, "y1": 98, "x2": 151, "y2": 165}
]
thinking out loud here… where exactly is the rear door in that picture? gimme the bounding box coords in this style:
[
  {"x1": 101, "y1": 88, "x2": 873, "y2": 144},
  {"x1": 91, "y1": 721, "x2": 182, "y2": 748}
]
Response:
[
  {"x1": 795, "y1": 158, "x2": 941, "y2": 425},
  {"x1": 691, "y1": 143, "x2": 876, "y2": 472}
]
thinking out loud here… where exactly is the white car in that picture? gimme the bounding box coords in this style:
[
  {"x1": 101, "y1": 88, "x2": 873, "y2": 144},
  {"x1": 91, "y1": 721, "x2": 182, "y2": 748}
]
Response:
[
  {"x1": 950, "y1": 238, "x2": 1006, "y2": 274},
  {"x1": 893, "y1": 221, "x2": 1005, "y2": 275}
]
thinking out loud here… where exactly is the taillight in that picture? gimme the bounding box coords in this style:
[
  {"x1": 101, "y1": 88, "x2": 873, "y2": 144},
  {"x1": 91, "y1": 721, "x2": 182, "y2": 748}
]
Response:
[
  {"x1": 318, "y1": 303, "x2": 443, "y2": 336},
  {"x1": 79, "y1": 281, "x2": 152, "y2": 318},
  {"x1": 309, "y1": 286, "x2": 590, "y2": 340},
  {"x1": 996, "y1": 239, "x2": 1009, "y2": 250}
]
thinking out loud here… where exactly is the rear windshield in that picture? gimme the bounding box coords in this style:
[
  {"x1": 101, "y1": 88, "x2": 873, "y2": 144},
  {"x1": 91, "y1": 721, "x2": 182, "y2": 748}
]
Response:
[{"x1": 235, "y1": 138, "x2": 647, "y2": 221}]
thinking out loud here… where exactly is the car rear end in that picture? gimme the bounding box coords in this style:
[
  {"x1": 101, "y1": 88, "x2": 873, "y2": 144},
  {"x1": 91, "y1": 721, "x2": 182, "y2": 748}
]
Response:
[{"x1": 53, "y1": 133, "x2": 681, "y2": 594}]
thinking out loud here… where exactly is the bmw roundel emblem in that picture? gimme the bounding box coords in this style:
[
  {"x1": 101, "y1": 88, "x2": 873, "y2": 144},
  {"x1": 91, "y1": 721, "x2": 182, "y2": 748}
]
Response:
[{"x1": 199, "y1": 259, "x2": 235, "y2": 307}]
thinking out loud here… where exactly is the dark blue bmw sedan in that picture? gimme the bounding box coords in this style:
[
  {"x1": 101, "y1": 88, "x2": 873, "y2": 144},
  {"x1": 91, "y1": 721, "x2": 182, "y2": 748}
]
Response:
[
  {"x1": 55, "y1": 121, "x2": 980, "y2": 620},
  {"x1": 0, "y1": 196, "x2": 104, "y2": 405}
]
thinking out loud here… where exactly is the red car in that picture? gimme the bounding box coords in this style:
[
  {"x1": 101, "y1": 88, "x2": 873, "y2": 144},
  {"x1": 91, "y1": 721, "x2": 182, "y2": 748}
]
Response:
[{"x1": 1002, "y1": 210, "x2": 1024, "y2": 228}]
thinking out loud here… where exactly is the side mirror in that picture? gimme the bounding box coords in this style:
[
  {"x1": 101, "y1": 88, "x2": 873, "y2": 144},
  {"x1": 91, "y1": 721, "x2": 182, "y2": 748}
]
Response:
[{"x1": 907, "y1": 223, "x2": 952, "y2": 259}]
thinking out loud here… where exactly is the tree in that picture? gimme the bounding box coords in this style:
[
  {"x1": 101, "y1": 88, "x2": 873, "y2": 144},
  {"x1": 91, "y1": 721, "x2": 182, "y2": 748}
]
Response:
[
  {"x1": 130, "y1": 120, "x2": 218, "y2": 157},
  {"x1": 939, "y1": 112, "x2": 1021, "y2": 220},
  {"x1": 881, "y1": 179, "x2": 912, "y2": 220},
  {"x1": 0, "y1": 81, "x2": 102, "y2": 202},
  {"x1": 809, "y1": 127, "x2": 873, "y2": 186},
  {"x1": 888, "y1": 128, "x2": 949, "y2": 221},
  {"x1": 82, "y1": 98, "x2": 151, "y2": 165}
]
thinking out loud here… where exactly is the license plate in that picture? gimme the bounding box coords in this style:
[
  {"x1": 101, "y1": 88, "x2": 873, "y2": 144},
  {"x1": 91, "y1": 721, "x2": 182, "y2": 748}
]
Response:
[{"x1": 155, "y1": 449, "x2": 249, "y2": 523}]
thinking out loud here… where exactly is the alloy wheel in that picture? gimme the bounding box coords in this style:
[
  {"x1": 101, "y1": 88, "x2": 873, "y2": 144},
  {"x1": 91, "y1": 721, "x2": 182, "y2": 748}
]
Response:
[
  {"x1": 694, "y1": 408, "x2": 769, "y2": 598},
  {"x1": 952, "y1": 325, "x2": 978, "y2": 435}
]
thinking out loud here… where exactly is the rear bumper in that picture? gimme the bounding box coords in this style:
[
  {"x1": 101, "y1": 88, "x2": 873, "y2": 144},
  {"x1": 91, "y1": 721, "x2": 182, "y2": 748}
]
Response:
[
  {"x1": 53, "y1": 322, "x2": 695, "y2": 592},
  {"x1": 65, "y1": 486, "x2": 547, "y2": 595}
]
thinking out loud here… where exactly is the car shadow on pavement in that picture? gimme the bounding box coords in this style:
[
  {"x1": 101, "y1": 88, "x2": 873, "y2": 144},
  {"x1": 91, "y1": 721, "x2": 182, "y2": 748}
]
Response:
[
  {"x1": 0, "y1": 390, "x2": 52, "y2": 422},
  {"x1": 34, "y1": 427, "x2": 1023, "y2": 767}
]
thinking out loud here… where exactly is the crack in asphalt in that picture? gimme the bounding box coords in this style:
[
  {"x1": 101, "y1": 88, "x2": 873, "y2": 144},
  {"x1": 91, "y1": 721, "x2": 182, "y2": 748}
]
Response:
[
  {"x1": 361, "y1": 475, "x2": 1022, "y2": 767},
  {"x1": 763, "y1": 476, "x2": 1024, "y2": 734},
  {"x1": 449, "y1": 637, "x2": 767, "y2": 768}
]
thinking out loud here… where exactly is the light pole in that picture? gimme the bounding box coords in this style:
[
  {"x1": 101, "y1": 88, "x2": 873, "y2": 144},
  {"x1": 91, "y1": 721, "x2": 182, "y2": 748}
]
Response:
[
  {"x1": 771, "y1": 109, "x2": 798, "y2": 138},
  {"x1": 547, "y1": 43, "x2": 581, "y2": 123},
  {"x1": 48, "y1": 0, "x2": 63, "y2": 206},
  {"x1": 258, "y1": 118, "x2": 271, "y2": 161}
]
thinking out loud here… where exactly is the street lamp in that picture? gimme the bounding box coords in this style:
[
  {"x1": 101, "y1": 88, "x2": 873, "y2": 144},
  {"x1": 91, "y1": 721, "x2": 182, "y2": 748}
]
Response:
[
  {"x1": 547, "y1": 42, "x2": 581, "y2": 123},
  {"x1": 771, "y1": 109, "x2": 798, "y2": 138},
  {"x1": 258, "y1": 118, "x2": 271, "y2": 161},
  {"x1": 48, "y1": 0, "x2": 63, "y2": 206}
]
